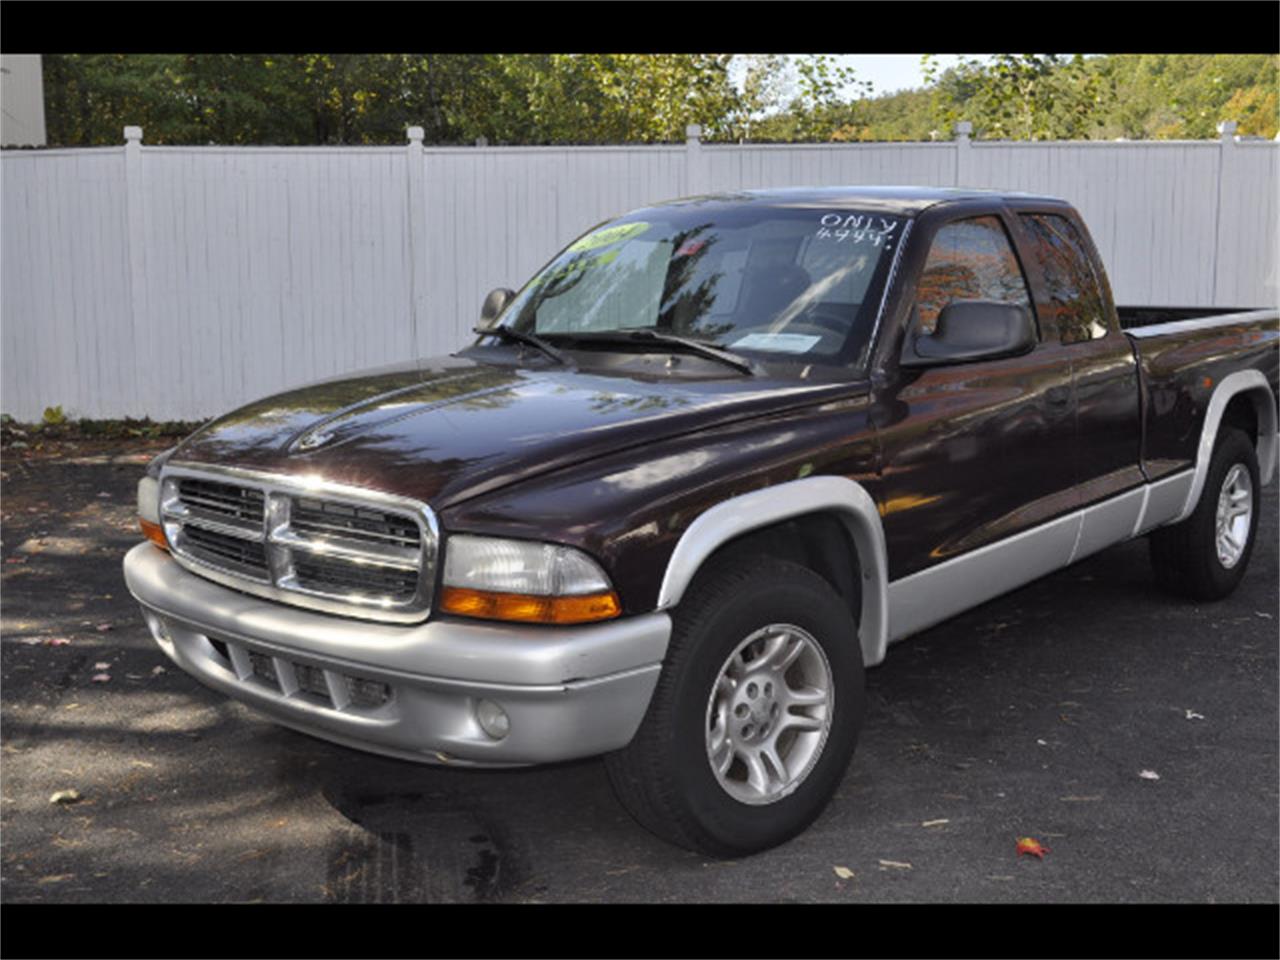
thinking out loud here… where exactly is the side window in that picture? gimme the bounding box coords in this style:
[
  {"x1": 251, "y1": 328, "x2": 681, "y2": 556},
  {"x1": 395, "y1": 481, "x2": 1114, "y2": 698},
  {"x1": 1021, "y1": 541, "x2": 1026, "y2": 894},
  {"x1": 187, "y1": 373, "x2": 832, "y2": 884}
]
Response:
[
  {"x1": 1020, "y1": 214, "x2": 1109, "y2": 344},
  {"x1": 915, "y1": 216, "x2": 1032, "y2": 334}
]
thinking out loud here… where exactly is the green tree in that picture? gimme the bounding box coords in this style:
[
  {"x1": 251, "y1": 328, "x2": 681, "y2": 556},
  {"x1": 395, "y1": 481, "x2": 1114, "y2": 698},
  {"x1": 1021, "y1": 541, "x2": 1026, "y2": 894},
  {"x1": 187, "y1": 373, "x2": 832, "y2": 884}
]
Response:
[
  {"x1": 42, "y1": 54, "x2": 743, "y2": 147},
  {"x1": 925, "y1": 54, "x2": 1111, "y2": 140}
]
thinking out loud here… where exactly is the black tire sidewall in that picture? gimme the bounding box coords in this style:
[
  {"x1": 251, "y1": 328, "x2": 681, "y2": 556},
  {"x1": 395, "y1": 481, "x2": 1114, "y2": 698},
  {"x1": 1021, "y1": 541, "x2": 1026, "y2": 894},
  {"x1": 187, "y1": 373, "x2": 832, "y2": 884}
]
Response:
[{"x1": 663, "y1": 562, "x2": 865, "y2": 855}]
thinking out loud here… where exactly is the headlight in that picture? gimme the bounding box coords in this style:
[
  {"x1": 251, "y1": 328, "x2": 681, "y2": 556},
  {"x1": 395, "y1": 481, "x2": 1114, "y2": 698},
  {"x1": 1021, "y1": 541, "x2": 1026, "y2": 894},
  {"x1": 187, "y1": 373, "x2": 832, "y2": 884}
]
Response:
[
  {"x1": 136, "y1": 475, "x2": 167, "y2": 550},
  {"x1": 440, "y1": 534, "x2": 621, "y2": 624}
]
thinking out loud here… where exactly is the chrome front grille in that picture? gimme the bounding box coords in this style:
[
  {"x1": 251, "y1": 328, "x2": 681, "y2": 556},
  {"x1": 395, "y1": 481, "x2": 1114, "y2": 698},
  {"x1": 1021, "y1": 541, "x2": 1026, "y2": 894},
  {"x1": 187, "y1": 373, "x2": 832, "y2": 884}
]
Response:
[
  {"x1": 290, "y1": 497, "x2": 420, "y2": 549},
  {"x1": 177, "y1": 477, "x2": 265, "y2": 525},
  {"x1": 182, "y1": 525, "x2": 271, "y2": 580},
  {"x1": 160, "y1": 465, "x2": 438, "y2": 623}
]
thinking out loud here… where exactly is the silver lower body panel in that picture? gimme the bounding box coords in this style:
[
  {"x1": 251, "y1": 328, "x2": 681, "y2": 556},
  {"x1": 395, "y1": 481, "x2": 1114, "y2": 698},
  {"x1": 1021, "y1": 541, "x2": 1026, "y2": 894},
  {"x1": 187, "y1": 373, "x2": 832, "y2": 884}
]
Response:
[{"x1": 123, "y1": 543, "x2": 669, "y2": 766}]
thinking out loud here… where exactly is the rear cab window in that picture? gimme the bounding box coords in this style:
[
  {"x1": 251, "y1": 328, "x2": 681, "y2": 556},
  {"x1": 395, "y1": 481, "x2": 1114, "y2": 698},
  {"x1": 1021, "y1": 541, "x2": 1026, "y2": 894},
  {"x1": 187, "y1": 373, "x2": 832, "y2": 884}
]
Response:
[{"x1": 1019, "y1": 213, "x2": 1110, "y2": 344}]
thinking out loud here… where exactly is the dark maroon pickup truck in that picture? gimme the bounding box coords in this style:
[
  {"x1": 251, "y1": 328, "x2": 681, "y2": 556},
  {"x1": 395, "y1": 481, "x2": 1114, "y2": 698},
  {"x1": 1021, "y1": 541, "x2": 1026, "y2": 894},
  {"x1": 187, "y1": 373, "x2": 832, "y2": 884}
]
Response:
[{"x1": 124, "y1": 187, "x2": 1278, "y2": 855}]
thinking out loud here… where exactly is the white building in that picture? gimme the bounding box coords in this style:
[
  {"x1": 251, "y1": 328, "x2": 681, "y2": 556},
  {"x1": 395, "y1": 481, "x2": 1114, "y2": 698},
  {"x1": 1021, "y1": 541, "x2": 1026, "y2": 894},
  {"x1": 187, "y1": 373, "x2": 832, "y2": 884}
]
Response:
[{"x1": 1, "y1": 55, "x2": 47, "y2": 147}]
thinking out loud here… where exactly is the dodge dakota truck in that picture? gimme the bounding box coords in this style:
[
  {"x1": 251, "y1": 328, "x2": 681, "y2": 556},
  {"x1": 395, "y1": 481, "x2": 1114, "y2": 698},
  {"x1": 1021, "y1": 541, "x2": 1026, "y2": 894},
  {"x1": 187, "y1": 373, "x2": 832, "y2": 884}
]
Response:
[{"x1": 124, "y1": 187, "x2": 1279, "y2": 855}]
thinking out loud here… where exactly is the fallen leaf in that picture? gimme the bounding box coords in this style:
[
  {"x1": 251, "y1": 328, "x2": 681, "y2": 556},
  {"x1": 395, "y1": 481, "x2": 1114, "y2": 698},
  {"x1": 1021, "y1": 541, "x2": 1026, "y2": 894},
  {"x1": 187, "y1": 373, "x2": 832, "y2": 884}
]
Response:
[
  {"x1": 1016, "y1": 837, "x2": 1050, "y2": 859},
  {"x1": 45, "y1": 637, "x2": 71, "y2": 647},
  {"x1": 1036, "y1": 739, "x2": 1047, "y2": 746},
  {"x1": 91, "y1": 673, "x2": 111, "y2": 683},
  {"x1": 1139, "y1": 769, "x2": 1161, "y2": 780},
  {"x1": 49, "y1": 789, "x2": 82, "y2": 805},
  {"x1": 921, "y1": 818, "x2": 949, "y2": 828},
  {"x1": 1185, "y1": 709, "x2": 1205, "y2": 721},
  {"x1": 37, "y1": 874, "x2": 75, "y2": 885},
  {"x1": 1256, "y1": 612, "x2": 1273, "y2": 620},
  {"x1": 94, "y1": 623, "x2": 112, "y2": 633},
  {"x1": 878, "y1": 859, "x2": 912, "y2": 870},
  {"x1": 151, "y1": 666, "x2": 166, "y2": 676},
  {"x1": 832, "y1": 865, "x2": 855, "y2": 880},
  {"x1": 5, "y1": 556, "x2": 28, "y2": 564},
  {"x1": 17, "y1": 636, "x2": 42, "y2": 645},
  {"x1": 93, "y1": 661, "x2": 111, "y2": 671}
]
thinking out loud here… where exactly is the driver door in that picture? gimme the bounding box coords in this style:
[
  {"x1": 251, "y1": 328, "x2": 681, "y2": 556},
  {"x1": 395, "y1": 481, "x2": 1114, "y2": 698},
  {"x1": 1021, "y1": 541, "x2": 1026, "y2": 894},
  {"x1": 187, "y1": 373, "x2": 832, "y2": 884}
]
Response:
[{"x1": 873, "y1": 210, "x2": 1079, "y2": 591}]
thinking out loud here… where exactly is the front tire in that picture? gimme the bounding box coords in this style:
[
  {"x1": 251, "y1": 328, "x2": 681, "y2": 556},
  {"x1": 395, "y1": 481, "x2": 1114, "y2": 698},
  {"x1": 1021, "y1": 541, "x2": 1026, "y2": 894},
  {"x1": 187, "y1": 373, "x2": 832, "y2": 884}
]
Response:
[
  {"x1": 605, "y1": 555, "x2": 864, "y2": 857},
  {"x1": 1149, "y1": 426, "x2": 1260, "y2": 601}
]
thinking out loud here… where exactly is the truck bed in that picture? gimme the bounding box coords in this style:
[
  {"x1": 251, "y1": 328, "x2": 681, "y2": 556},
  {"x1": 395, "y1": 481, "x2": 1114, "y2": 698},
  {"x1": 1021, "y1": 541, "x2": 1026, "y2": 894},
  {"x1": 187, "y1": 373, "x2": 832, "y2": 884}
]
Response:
[
  {"x1": 1122, "y1": 306, "x2": 1279, "y2": 492},
  {"x1": 1118, "y1": 304, "x2": 1274, "y2": 331}
]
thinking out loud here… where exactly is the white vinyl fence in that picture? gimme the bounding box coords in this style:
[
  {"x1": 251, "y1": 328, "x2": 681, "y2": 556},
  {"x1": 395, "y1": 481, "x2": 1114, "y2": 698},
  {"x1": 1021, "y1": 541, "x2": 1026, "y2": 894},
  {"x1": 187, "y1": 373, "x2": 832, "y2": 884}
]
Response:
[{"x1": 2, "y1": 123, "x2": 1277, "y2": 421}]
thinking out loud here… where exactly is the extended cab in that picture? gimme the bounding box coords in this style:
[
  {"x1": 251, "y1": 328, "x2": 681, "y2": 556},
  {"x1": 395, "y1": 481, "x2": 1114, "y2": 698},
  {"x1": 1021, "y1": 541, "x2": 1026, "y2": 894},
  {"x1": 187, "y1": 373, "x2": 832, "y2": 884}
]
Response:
[{"x1": 124, "y1": 187, "x2": 1279, "y2": 855}]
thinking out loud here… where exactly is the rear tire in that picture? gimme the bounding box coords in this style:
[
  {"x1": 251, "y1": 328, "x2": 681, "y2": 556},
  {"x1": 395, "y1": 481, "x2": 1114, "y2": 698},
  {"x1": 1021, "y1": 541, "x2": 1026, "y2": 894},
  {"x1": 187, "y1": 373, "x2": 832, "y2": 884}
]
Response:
[
  {"x1": 605, "y1": 555, "x2": 864, "y2": 857},
  {"x1": 1149, "y1": 427, "x2": 1260, "y2": 601}
]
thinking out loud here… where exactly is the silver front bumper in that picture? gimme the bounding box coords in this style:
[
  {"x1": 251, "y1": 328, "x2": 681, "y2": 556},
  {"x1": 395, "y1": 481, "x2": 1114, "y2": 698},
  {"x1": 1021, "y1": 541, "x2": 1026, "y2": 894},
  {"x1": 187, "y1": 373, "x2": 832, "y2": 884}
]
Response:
[{"x1": 123, "y1": 543, "x2": 669, "y2": 766}]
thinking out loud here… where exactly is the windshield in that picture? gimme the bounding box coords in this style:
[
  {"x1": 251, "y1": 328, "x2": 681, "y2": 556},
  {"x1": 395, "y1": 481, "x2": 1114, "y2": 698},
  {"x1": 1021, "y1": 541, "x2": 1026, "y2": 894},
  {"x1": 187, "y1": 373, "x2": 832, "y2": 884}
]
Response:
[{"x1": 499, "y1": 203, "x2": 905, "y2": 370}]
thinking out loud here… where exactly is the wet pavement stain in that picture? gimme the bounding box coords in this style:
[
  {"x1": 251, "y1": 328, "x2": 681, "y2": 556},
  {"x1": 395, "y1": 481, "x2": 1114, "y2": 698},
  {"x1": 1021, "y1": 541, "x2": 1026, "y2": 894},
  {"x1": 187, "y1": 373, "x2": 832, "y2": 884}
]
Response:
[{"x1": 321, "y1": 786, "x2": 523, "y2": 903}]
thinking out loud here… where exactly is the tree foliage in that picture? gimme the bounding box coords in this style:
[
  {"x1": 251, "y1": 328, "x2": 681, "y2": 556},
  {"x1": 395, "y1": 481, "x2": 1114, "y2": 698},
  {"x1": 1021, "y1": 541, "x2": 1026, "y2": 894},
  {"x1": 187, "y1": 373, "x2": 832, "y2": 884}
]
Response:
[
  {"x1": 40, "y1": 53, "x2": 1279, "y2": 147},
  {"x1": 43, "y1": 54, "x2": 741, "y2": 146}
]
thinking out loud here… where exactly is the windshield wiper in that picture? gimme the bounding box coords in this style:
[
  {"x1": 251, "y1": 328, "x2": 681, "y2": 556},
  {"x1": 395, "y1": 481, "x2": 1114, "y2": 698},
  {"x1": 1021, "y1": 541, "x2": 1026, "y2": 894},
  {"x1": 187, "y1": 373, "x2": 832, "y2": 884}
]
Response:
[
  {"x1": 554, "y1": 330, "x2": 759, "y2": 376},
  {"x1": 473, "y1": 325, "x2": 570, "y2": 367}
]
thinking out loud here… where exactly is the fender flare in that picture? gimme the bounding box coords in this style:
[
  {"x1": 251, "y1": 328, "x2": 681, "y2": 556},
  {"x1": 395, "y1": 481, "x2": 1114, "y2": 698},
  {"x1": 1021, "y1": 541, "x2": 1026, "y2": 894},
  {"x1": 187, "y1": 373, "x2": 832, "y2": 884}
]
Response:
[
  {"x1": 655, "y1": 476, "x2": 891, "y2": 667},
  {"x1": 1175, "y1": 370, "x2": 1278, "y2": 523}
]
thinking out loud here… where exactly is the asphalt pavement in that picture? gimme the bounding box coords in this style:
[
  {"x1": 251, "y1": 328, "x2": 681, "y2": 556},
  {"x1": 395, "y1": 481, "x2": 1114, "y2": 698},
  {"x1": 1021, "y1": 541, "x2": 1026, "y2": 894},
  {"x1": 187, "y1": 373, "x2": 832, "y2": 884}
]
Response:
[{"x1": 1, "y1": 443, "x2": 1277, "y2": 907}]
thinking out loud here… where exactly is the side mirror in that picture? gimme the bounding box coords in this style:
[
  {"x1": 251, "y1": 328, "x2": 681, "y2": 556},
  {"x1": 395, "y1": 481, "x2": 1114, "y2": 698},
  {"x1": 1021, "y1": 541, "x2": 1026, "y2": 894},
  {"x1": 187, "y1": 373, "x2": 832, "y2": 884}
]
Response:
[
  {"x1": 479, "y1": 288, "x2": 516, "y2": 328},
  {"x1": 901, "y1": 300, "x2": 1036, "y2": 368}
]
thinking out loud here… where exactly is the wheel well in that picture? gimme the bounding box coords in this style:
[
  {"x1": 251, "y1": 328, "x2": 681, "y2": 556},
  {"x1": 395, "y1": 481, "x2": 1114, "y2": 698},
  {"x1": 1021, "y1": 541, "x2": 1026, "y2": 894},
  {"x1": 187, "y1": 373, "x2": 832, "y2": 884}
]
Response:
[
  {"x1": 1222, "y1": 393, "x2": 1259, "y2": 447},
  {"x1": 698, "y1": 512, "x2": 862, "y2": 624}
]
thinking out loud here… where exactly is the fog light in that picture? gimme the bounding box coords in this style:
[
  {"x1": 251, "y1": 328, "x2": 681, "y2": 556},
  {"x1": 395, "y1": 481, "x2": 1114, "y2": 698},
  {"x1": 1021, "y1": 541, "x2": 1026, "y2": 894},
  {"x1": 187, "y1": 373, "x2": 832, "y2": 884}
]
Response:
[{"x1": 475, "y1": 699, "x2": 510, "y2": 740}]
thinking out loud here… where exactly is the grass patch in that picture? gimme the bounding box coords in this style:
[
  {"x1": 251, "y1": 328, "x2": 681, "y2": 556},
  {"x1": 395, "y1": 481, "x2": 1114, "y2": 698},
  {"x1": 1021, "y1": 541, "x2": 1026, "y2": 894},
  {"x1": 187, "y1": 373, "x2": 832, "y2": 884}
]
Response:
[{"x1": 2, "y1": 414, "x2": 202, "y2": 449}]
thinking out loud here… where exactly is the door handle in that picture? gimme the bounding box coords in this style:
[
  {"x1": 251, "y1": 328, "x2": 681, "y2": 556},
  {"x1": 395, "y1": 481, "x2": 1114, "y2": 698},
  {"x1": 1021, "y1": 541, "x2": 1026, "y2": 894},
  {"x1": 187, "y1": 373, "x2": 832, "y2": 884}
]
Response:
[{"x1": 1046, "y1": 385, "x2": 1072, "y2": 407}]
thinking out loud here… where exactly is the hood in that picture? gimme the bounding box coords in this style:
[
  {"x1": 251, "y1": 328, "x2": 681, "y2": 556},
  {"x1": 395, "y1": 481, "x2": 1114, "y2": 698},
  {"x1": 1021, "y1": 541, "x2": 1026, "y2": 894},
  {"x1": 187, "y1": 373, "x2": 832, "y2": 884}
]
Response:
[{"x1": 172, "y1": 354, "x2": 864, "y2": 508}]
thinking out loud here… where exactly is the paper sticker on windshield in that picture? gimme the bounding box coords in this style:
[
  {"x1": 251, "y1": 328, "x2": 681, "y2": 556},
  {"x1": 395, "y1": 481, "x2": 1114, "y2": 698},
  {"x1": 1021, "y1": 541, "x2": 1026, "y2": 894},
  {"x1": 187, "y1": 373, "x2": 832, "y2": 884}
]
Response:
[
  {"x1": 568, "y1": 221, "x2": 649, "y2": 253},
  {"x1": 814, "y1": 214, "x2": 899, "y2": 247},
  {"x1": 731, "y1": 333, "x2": 822, "y2": 354},
  {"x1": 530, "y1": 247, "x2": 621, "y2": 287}
]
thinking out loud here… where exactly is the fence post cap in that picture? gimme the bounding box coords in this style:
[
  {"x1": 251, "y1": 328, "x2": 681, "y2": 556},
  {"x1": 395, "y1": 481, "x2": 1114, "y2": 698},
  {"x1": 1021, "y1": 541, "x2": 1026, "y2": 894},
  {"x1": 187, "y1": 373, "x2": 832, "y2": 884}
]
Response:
[
  {"x1": 1217, "y1": 120, "x2": 1238, "y2": 139},
  {"x1": 954, "y1": 121, "x2": 973, "y2": 139},
  {"x1": 406, "y1": 126, "x2": 425, "y2": 144},
  {"x1": 123, "y1": 126, "x2": 143, "y2": 143},
  {"x1": 685, "y1": 124, "x2": 703, "y2": 143}
]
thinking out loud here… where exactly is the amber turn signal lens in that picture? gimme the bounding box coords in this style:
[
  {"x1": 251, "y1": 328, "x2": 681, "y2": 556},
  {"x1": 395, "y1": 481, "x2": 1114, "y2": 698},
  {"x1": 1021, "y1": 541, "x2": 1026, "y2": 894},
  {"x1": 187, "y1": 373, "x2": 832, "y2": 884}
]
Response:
[
  {"x1": 440, "y1": 587, "x2": 621, "y2": 624},
  {"x1": 140, "y1": 518, "x2": 169, "y2": 551}
]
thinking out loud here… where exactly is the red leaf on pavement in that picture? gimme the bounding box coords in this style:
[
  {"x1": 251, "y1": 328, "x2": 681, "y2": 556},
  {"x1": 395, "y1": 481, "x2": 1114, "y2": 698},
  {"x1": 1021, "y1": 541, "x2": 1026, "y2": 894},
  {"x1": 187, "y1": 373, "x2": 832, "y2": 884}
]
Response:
[{"x1": 1016, "y1": 837, "x2": 1050, "y2": 859}]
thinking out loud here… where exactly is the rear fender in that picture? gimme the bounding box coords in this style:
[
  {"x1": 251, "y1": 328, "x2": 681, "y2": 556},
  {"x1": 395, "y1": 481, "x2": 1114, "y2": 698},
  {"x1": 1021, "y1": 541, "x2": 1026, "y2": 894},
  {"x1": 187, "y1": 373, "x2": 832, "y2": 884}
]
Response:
[{"x1": 1176, "y1": 370, "x2": 1277, "y2": 522}]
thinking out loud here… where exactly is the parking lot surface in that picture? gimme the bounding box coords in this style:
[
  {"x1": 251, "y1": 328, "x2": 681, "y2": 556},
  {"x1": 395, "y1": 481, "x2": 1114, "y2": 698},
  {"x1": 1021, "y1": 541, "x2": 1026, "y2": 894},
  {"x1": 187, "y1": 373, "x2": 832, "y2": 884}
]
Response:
[{"x1": 2, "y1": 443, "x2": 1277, "y2": 904}]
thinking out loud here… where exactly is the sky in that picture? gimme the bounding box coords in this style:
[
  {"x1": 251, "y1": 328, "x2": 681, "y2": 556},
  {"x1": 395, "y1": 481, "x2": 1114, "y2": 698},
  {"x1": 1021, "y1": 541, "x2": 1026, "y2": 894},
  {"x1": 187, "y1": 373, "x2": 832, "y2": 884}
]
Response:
[
  {"x1": 729, "y1": 54, "x2": 990, "y2": 106},
  {"x1": 835, "y1": 54, "x2": 982, "y2": 95}
]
